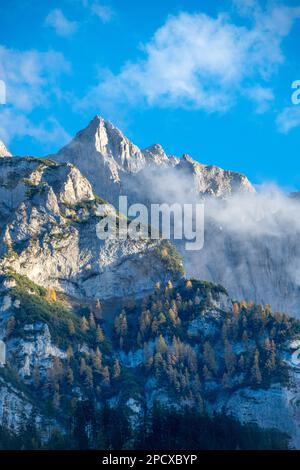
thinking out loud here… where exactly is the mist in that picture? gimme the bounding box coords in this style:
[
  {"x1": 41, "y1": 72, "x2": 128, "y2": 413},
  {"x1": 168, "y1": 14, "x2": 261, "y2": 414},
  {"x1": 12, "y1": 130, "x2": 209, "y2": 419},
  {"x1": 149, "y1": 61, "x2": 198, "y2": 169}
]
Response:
[{"x1": 124, "y1": 164, "x2": 300, "y2": 316}]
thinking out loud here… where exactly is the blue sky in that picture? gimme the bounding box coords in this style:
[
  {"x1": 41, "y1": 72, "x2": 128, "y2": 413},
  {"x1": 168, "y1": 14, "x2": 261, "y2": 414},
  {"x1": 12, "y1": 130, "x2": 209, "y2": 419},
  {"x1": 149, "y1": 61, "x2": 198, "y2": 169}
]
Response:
[{"x1": 1, "y1": 0, "x2": 300, "y2": 189}]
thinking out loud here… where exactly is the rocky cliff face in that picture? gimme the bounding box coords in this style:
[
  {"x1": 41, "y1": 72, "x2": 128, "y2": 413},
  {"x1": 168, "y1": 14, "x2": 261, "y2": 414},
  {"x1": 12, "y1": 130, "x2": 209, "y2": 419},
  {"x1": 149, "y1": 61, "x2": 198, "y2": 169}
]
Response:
[{"x1": 0, "y1": 157, "x2": 183, "y2": 301}]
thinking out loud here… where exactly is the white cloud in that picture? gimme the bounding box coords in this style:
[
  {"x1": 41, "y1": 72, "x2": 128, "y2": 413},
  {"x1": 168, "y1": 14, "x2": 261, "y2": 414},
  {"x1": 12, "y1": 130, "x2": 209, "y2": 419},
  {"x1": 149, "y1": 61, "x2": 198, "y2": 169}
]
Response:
[
  {"x1": 80, "y1": 3, "x2": 300, "y2": 113},
  {"x1": 90, "y1": 2, "x2": 114, "y2": 23},
  {"x1": 244, "y1": 86, "x2": 274, "y2": 113},
  {"x1": 0, "y1": 45, "x2": 70, "y2": 111},
  {"x1": 0, "y1": 45, "x2": 70, "y2": 147},
  {"x1": 45, "y1": 9, "x2": 78, "y2": 37},
  {"x1": 276, "y1": 106, "x2": 300, "y2": 133},
  {"x1": 0, "y1": 109, "x2": 70, "y2": 149}
]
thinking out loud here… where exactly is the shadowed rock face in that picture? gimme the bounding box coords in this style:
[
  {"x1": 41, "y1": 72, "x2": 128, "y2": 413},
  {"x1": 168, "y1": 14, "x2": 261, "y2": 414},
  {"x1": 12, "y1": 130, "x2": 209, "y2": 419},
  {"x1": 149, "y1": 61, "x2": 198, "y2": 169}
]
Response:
[{"x1": 0, "y1": 157, "x2": 183, "y2": 301}]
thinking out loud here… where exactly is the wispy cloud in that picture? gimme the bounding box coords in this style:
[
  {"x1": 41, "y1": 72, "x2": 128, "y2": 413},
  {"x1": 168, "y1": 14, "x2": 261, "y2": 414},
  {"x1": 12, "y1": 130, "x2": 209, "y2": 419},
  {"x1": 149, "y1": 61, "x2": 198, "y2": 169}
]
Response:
[
  {"x1": 45, "y1": 9, "x2": 78, "y2": 37},
  {"x1": 0, "y1": 45, "x2": 70, "y2": 147},
  {"x1": 276, "y1": 106, "x2": 300, "y2": 133},
  {"x1": 0, "y1": 109, "x2": 70, "y2": 150},
  {"x1": 79, "y1": 2, "x2": 300, "y2": 114},
  {"x1": 90, "y1": 2, "x2": 115, "y2": 23},
  {"x1": 244, "y1": 86, "x2": 274, "y2": 114},
  {"x1": 0, "y1": 45, "x2": 70, "y2": 111}
]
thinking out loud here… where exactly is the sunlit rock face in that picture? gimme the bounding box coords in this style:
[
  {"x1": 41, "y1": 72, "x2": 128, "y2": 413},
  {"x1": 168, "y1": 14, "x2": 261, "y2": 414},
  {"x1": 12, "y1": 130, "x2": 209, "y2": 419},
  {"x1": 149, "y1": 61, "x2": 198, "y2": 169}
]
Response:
[
  {"x1": 50, "y1": 116, "x2": 254, "y2": 207},
  {"x1": 0, "y1": 140, "x2": 12, "y2": 158}
]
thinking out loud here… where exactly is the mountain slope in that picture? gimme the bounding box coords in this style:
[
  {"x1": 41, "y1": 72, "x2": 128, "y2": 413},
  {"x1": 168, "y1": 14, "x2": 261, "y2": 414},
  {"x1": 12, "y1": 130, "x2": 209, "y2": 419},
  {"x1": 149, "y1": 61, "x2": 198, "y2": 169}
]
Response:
[{"x1": 0, "y1": 274, "x2": 298, "y2": 448}]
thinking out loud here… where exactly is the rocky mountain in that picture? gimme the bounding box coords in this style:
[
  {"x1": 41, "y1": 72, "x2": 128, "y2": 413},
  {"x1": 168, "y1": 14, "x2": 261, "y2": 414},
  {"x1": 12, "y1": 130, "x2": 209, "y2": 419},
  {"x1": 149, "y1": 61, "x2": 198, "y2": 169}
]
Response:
[
  {"x1": 0, "y1": 118, "x2": 300, "y2": 450},
  {"x1": 49, "y1": 116, "x2": 254, "y2": 206},
  {"x1": 0, "y1": 156, "x2": 183, "y2": 301},
  {"x1": 49, "y1": 116, "x2": 300, "y2": 315}
]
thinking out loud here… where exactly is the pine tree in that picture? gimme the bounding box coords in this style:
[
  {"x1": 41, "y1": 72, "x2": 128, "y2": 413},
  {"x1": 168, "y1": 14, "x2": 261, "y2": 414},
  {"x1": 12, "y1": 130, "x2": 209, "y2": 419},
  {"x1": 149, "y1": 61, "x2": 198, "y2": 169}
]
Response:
[
  {"x1": 95, "y1": 299, "x2": 103, "y2": 319},
  {"x1": 151, "y1": 319, "x2": 159, "y2": 334},
  {"x1": 224, "y1": 339, "x2": 236, "y2": 376},
  {"x1": 52, "y1": 357, "x2": 63, "y2": 382},
  {"x1": 154, "y1": 352, "x2": 163, "y2": 377},
  {"x1": 251, "y1": 349, "x2": 262, "y2": 385},
  {"x1": 96, "y1": 325, "x2": 105, "y2": 343},
  {"x1": 156, "y1": 334, "x2": 168, "y2": 354},
  {"x1": 139, "y1": 310, "x2": 151, "y2": 334},
  {"x1": 53, "y1": 390, "x2": 60, "y2": 409},
  {"x1": 114, "y1": 310, "x2": 128, "y2": 337},
  {"x1": 113, "y1": 359, "x2": 121, "y2": 378},
  {"x1": 84, "y1": 366, "x2": 93, "y2": 388},
  {"x1": 203, "y1": 341, "x2": 218, "y2": 375},
  {"x1": 203, "y1": 365, "x2": 211, "y2": 380},
  {"x1": 67, "y1": 319, "x2": 76, "y2": 336},
  {"x1": 222, "y1": 372, "x2": 231, "y2": 389},
  {"x1": 158, "y1": 312, "x2": 166, "y2": 324},
  {"x1": 80, "y1": 358, "x2": 87, "y2": 376},
  {"x1": 120, "y1": 313, "x2": 128, "y2": 337},
  {"x1": 89, "y1": 312, "x2": 96, "y2": 330},
  {"x1": 242, "y1": 330, "x2": 249, "y2": 344},
  {"x1": 232, "y1": 303, "x2": 240, "y2": 318},
  {"x1": 238, "y1": 354, "x2": 245, "y2": 371},
  {"x1": 66, "y1": 367, "x2": 74, "y2": 386},
  {"x1": 144, "y1": 343, "x2": 153, "y2": 370},
  {"x1": 66, "y1": 345, "x2": 74, "y2": 361},
  {"x1": 101, "y1": 366, "x2": 110, "y2": 385},
  {"x1": 265, "y1": 339, "x2": 276, "y2": 374},
  {"x1": 93, "y1": 347, "x2": 102, "y2": 371},
  {"x1": 137, "y1": 331, "x2": 143, "y2": 347},
  {"x1": 80, "y1": 316, "x2": 89, "y2": 333}
]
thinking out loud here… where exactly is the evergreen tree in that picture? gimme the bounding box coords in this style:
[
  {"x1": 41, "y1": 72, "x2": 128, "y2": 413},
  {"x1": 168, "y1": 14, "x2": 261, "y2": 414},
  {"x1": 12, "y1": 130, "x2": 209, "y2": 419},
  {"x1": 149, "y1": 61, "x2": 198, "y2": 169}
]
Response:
[
  {"x1": 96, "y1": 325, "x2": 105, "y2": 343},
  {"x1": 113, "y1": 359, "x2": 121, "y2": 378},
  {"x1": 67, "y1": 319, "x2": 76, "y2": 336},
  {"x1": 66, "y1": 367, "x2": 74, "y2": 386},
  {"x1": 156, "y1": 334, "x2": 168, "y2": 354},
  {"x1": 93, "y1": 347, "x2": 102, "y2": 371},
  {"x1": 89, "y1": 312, "x2": 96, "y2": 330},
  {"x1": 80, "y1": 316, "x2": 89, "y2": 333},
  {"x1": 203, "y1": 341, "x2": 218, "y2": 375},
  {"x1": 251, "y1": 350, "x2": 262, "y2": 385},
  {"x1": 95, "y1": 299, "x2": 103, "y2": 319}
]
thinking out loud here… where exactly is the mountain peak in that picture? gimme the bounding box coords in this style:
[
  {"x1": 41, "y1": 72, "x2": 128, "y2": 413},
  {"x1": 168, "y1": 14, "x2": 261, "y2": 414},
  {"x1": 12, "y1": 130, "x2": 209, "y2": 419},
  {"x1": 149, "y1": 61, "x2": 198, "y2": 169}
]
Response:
[
  {"x1": 142, "y1": 143, "x2": 169, "y2": 166},
  {"x1": 0, "y1": 140, "x2": 12, "y2": 158}
]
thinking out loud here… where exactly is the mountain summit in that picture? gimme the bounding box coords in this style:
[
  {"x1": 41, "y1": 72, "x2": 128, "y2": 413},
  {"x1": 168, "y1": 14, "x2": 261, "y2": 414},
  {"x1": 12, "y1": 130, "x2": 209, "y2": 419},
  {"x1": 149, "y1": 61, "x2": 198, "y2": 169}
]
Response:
[{"x1": 50, "y1": 116, "x2": 255, "y2": 205}]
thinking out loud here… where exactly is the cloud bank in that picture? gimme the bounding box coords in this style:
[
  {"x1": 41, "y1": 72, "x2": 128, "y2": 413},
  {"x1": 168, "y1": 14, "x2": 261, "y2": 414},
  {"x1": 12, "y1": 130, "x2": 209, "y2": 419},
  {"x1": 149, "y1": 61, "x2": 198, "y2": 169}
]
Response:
[{"x1": 80, "y1": 2, "x2": 300, "y2": 114}]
